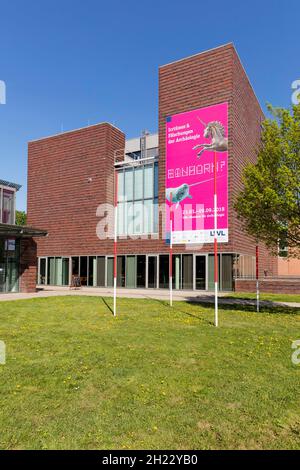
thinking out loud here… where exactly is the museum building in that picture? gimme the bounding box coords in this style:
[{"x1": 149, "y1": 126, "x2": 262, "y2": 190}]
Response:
[{"x1": 27, "y1": 43, "x2": 277, "y2": 292}]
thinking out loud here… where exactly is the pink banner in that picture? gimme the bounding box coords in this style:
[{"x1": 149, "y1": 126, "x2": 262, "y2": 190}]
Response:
[{"x1": 166, "y1": 102, "x2": 228, "y2": 244}]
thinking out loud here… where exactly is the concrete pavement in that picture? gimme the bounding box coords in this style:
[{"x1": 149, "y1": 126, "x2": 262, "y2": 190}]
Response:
[{"x1": 0, "y1": 286, "x2": 299, "y2": 309}]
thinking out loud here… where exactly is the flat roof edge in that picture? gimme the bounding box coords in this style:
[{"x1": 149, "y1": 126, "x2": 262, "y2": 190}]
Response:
[
  {"x1": 28, "y1": 121, "x2": 124, "y2": 143},
  {"x1": 159, "y1": 42, "x2": 234, "y2": 69}
]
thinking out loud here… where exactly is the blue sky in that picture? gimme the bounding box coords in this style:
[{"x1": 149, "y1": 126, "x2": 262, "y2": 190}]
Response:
[{"x1": 0, "y1": 0, "x2": 298, "y2": 211}]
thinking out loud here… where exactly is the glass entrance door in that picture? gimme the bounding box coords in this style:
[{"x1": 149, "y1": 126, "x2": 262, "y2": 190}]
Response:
[
  {"x1": 0, "y1": 259, "x2": 6, "y2": 293},
  {"x1": 0, "y1": 239, "x2": 20, "y2": 293}
]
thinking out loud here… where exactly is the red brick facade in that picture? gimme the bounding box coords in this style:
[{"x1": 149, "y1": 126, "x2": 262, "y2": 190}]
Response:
[
  {"x1": 158, "y1": 44, "x2": 276, "y2": 275},
  {"x1": 235, "y1": 278, "x2": 300, "y2": 295},
  {"x1": 28, "y1": 123, "x2": 124, "y2": 256},
  {"x1": 27, "y1": 44, "x2": 277, "y2": 286},
  {"x1": 19, "y1": 238, "x2": 37, "y2": 293}
]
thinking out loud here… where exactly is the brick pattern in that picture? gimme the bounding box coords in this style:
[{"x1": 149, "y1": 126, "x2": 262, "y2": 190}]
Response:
[
  {"x1": 235, "y1": 278, "x2": 300, "y2": 295},
  {"x1": 27, "y1": 45, "x2": 277, "y2": 276},
  {"x1": 158, "y1": 44, "x2": 277, "y2": 274},
  {"x1": 19, "y1": 238, "x2": 37, "y2": 293},
  {"x1": 27, "y1": 123, "x2": 124, "y2": 257}
]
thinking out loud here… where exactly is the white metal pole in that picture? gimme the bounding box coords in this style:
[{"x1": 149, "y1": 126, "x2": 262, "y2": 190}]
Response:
[
  {"x1": 169, "y1": 193, "x2": 173, "y2": 307},
  {"x1": 170, "y1": 217, "x2": 173, "y2": 307},
  {"x1": 256, "y1": 245, "x2": 259, "y2": 313},
  {"x1": 113, "y1": 171, "x2": 118, "y2": 317},
  {"x1": 214, "y1": 152, "x2": 218, "y2": 327}
]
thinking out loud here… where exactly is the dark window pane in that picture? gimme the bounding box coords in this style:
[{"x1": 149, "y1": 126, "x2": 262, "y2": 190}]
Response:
[
  {"x1": 159, "y1": 255, "x2": 169, "y2": 289},
  {"x1": 39, "y1": 259, "x2": 46, "y2": 285},
  {"x1": 107, "y1": 258, "x2": 114, "y2": 287},
  {"x1": 97, "y1": 257, "x2": 105, "y2": 287},
  {"x1": 72, "y1": 257, "x2": 79, "y2": 277},
  {"x1": 182, "y1": 254, "x2": 193, "y2": 290},
  {"x1": 222, "y1": 254, "x2": 233, "y2": 291},
  {"x1": 196, "y1": 256, "x2": 206, "y2": 290},
  {"x1": 137, "y1": 255, "x2": 146, "y2": 287},
  {"x1": 117, "y1": 256, "x2": 126, "y2": 287},
  {"x1": 80, "y1": 257, "x2": 88, "y2": 286},
  {"x1": 148, "y1": 256, "x2": 157, "y2": 288},
  {"x1": 208, "y1": 254, "x2": 220, "y2": 291},
  {"x1": 88, "y1": 256, "x2": 96, "y2": 287}
]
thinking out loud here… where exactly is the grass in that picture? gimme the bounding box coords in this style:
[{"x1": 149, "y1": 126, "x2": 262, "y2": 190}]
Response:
[
  {"x1": 0, "y1": 296, "x2": 300, "y2": 450},
  {"x1": 226, "y1": 292, "x2": 300, "y2": 303}
]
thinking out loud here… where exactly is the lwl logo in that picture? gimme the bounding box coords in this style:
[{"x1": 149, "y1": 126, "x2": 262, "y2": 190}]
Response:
[{"x1": 0, "y1": 80, "x2": 6, "y2": 105}]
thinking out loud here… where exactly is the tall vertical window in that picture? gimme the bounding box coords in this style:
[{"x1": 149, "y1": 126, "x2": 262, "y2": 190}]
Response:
[
  {"x1": 1, "y1": 189, "x2": 15, "y2": 224},
  {"x1": 117, "y1": 162, "x2": 158, "y2": 235}
]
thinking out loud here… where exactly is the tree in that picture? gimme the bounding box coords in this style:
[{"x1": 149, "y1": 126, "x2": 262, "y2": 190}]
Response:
[
  {"x1": 15, "y1": 210, "x2": 27, "y2": 226},
  {"x1": 235, "y1": 103, "x2": 300, "y2": 258}
]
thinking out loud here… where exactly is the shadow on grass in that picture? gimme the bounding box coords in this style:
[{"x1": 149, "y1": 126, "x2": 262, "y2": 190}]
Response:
[
  {"x1": 184, "y1": 296, "x2": 300, "y2": 315},
  {"x1": 101, "y1": 296, "x2": 114, "y2": 315},
  {"x1": 145, "y1": 295, "x2": 214, "y2": 326}
]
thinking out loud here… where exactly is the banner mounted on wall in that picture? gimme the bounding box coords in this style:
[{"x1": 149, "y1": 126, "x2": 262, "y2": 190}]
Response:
[{"x1": 165, "y1": 102, "x2": 228, "y2": 244}]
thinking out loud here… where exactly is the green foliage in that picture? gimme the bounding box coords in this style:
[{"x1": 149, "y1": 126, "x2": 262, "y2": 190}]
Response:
[
  {"x1": 235, "y1": 104, "x2": 300, "y2": 257},
  {"x1": 15, "y1": 210, "x2": 27, "y2": 226}
]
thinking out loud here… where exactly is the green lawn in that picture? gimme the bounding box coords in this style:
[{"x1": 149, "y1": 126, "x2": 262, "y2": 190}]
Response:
[
  {"x1": 0, "y1": 296, "x2": 299, "y2": 450},
  {"x1": 226, "y1": 292, "x2": 300, "y2": 303}
]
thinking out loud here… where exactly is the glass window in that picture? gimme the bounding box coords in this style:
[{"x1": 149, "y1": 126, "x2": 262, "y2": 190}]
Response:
[
  {"x1": 62, "y1": 258, "x2": 69, "y2": 286},
  {"x1": 97, "y1": 257, "x2": 105, "y2": 287},
  {"x1": 148, "y1": 256, "x2": 157, "y2": 288},
  {"x1": 39, "y1": 258, "x2": 46, "y2": 285},
  {"x1": 88, "y1": 256, "x2": 97, "y2": 287},
  {"x1": 172, "y1": 255, "x2": 181, "y2": 290},
  {"x1": 0, "y1": 239, "x2": 20, "y2": 293},
  {"x1": 222, "y1": 254, "x2": 233, "y2": 291},
  {"x1": 134, "y1": 167, "x2": 143, "y2": 200},
  {"x1": 117, "y1": 171, "x2": 124, "y2": 202},
  {"x1": 154, "y1": 162, "x2": 159, "y2": 198},
  {"x1": 124, "y1": 169, "x2": 133, "y2": 201},
  {"x1": 159, "y1": 255, "x2": 169, "y2": 289},
  {"x1": 127, "y1": 202, "x2": 134, "y2": 235},
  {"x1": 133, "y1": 202, "x2": 143, "y2": 234},
  {"x1": 80, "y1": 257, "x2": 88, "y2": 286},
  {"x1": 117, "y1": 163, "x2": 158, "y2": 235},
  {"x1": 153, "y1": 198, "x2": 158, "y2": 233},
  {"x1": 6, "y1": 257, "x2": 19, "y2": 292},
  {"x1": 2, "y1": 190, "x2": 14, "y2": 224},
  {"x1": 47, "y1": 257, "x2": 55, "y2": 285},
  {"x1": 196, "y1": 256, "x2": 206, "y2": 290},
  {"x1": 126, "y1": 256, "x2": 136, "y2": 288},
  {"x1": 117, "y1": 256, "x2": 126, "y2": 287},
  {"x1": 208, "y1": 254, "x2": 220, "y2": 291},
  {"x1": 144, "y1": 165, "x2": 154, "y2": 199},
  {"x1": 107, "y1": 257, "x2": 114, "y2": 287},
  {"x1": 55, "y1": 258, "x2": 63, "y2": 286},
  {"x1": 182, "y1": 254, "x2": 193, "y2": 290},
  {"x1": 117, "y1": 202, "x2": 125, "y2": 235},
  {"x1": 137, "y1": 255, "x2": 146, "y2": 287},
  {"x1": 72, "y1": 257, "x2": 79, "y2": 277},
  {"x1": 144, "y1": 200, "x2": 153, "y2": 234}
]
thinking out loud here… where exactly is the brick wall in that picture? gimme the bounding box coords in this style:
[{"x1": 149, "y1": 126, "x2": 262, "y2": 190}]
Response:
[
  {"x1": 27, "y1": 123, "x2": 124, "y2": 257},
  {"x1": 157, "y1": 44, "x2": 277, "y2": 272},
  {"x1": 19, "y1": 238, "x2": 37, "y2": 293},
  {"x1": 235, "y1": 278, "x2": 300, "y2": 295},
  {"x1": 27, "y1": 44, "x2": 278, "y2": 274}
]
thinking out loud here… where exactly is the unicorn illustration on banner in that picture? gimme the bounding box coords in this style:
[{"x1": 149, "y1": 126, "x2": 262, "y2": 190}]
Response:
[{"x1": 192, "y1": 118, "x2": 228, "y2": 158}]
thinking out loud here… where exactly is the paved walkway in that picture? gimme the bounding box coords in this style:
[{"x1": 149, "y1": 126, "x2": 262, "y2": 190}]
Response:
[{"x1": 0, "y1": 286, "x2": 299, "y2": 308}]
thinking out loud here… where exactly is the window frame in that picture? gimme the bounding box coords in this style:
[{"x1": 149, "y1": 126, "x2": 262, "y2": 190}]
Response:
[{"x1": 0, "y1": 185, "x2": 16, "y2": 225}]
